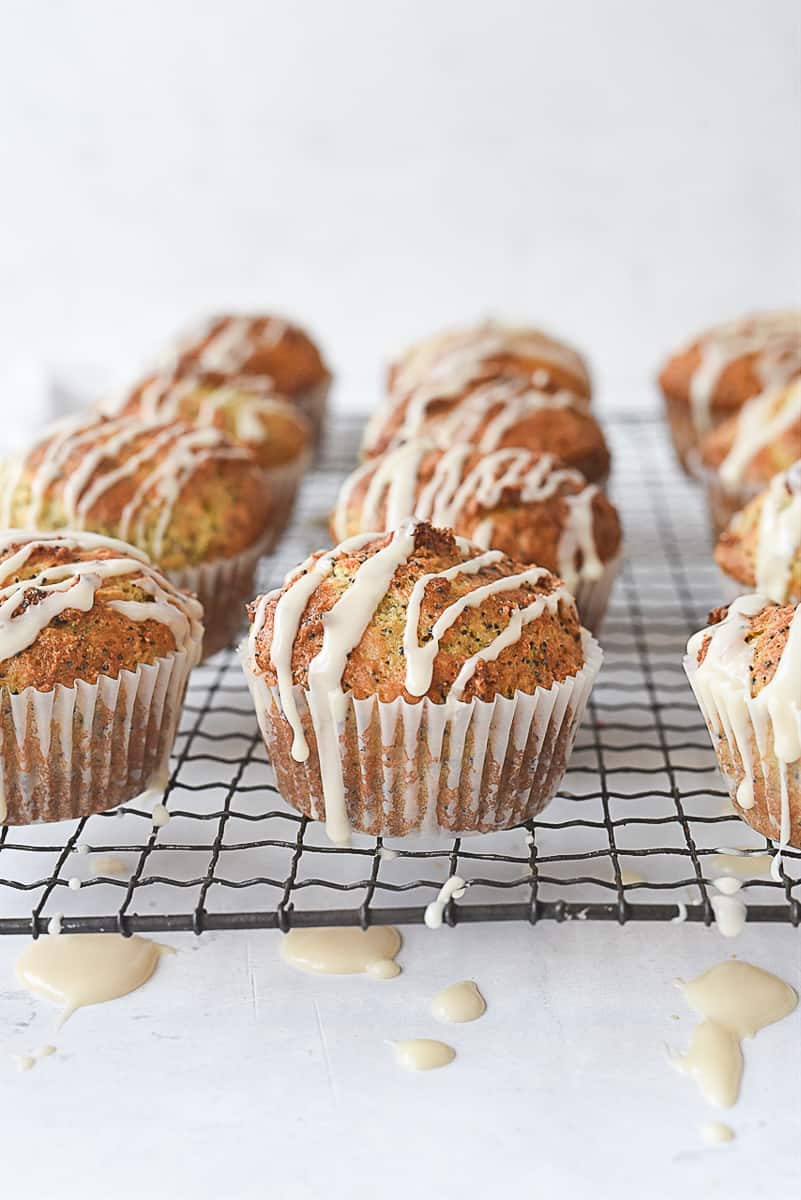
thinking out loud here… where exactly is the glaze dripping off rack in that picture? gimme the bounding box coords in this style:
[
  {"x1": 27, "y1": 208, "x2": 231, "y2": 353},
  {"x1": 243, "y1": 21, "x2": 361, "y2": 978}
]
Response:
[{"x1": 0, "y1": 412, "x2": 799, "y2": 936}]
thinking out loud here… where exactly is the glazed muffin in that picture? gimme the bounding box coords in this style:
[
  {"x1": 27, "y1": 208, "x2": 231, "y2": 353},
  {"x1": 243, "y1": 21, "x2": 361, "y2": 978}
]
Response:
[
  {"x1": 116, "y1": 371, "x2": 312, "y2": 536},
  {"x1": 0, "y1": 530, "x2": 203, "y2": 825},
  {"x1": 386, "y1": 320, "x2": 592, "y2": 401},
  {"x1": 242, "y1": 521, "x2": 602, "y2": 843},
  {"x1": 715, "y1": 463, "x2": 801, "y2": 604},
  {"x1": 694, "y1": 380, "x2": 801, "y2": 535},
  {"x1": 155, "y1": 313, "x2": 331, "y2": 441},
  {"x1": 331, "y1": 440, "x2": 623, "y2": 630},
  {"x1": 0, "y1": 413, "x2": 273, "y2": 657},
  {"x1": 362, "y1": 378, "x2": 611, "y2": 483},
  {"x1": 685, "y1": 597, "x2": 800, "y2": 848},
  {"x1": 659, "y1": 310, "x2": 801, "y2": 471}
]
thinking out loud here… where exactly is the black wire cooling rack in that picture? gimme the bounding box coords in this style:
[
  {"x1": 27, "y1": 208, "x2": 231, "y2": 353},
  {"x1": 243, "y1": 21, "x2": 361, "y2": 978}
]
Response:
[{"x1": 1, "y1": 412, "x2": 799, "y2": 936}]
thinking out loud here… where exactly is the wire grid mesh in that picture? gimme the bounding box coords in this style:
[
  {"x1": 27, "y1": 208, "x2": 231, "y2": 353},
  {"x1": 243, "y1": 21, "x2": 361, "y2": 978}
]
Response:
[{"x1": 0, "y1": 412, "x2": 799, "y2": 936}]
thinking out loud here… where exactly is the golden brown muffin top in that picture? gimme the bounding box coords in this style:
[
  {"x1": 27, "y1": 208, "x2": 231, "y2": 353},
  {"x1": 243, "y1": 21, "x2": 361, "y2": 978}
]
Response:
[
  {"x1": 697, "y1": 381, "x2": 801, "y2": 486},
  {"x1": 659, "y1": 310, "x2": 801, "y2": 432},
  {"x1": 158, "y1": 314, "x2": 330, "y2": 396},
  {"x1": 332, "y1": 441, "x2": 622, "y2": 590},
  {"x1": 247, "y1": 521, "x2": 587, "y2": 707},
  {"x1": 0, "y1": 531, "x2": 203, "y2": 693},
  {"x1": 387, "y1": 320, "x2": 591, "y2": 401},
  {"x1": 0, "y1": 413, "x2": 272, "y2": 571},
  {"x1": 361, "y1": 377, "x2": 610, "y2": 481},
  {"x1": 691, "y1": 598, "x2": 798, "y2": 699},
  {"x1": 116, "y1": 372, "x2": 312, "y2": 470},
  {"x1": 715, "y1": 463, "x2": 801, "y2": 604}
]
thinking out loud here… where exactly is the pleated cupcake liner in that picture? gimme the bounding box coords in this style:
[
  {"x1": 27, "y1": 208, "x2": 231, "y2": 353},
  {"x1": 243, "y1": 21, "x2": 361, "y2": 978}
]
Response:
[
  {"x1": 572, "y1": 550, "x2": 623, "y2": 634},
  {"x1": 0, "y1": 633, "x2": 201, "y2": 827},
  {"x1": 687, "y1": 450, "x2": 763, "y2": 540},
  {"x1": 295, "y1": 377, "x2": 331, "y2": 448},
  {"x1": 262, "y1": 448, "x2": 312, "y2": 551},
  {"x1": 243, "y1": 631, "x2": 602, "y2": 839},
  {"x1": 683, "y1": 651, "x2": 801, "y2": 848},
  {"x1": 169, "y1": 536, "x2": 270, "y2": 660}
]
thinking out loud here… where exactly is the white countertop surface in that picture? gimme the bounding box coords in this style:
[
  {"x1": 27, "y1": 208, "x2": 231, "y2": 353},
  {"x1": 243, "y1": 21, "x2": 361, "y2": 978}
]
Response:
[{"x1": 1, "y1": 922, "x2": 799, "y2": 1199}]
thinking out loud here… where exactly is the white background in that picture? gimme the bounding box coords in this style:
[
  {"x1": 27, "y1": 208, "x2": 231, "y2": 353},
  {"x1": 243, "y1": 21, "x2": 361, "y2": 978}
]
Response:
[
  {"x1": 1, "y1": 0, "x2": 800, "y2": 429},
  {"x1": 1, "y1": 3, "x2": 800, "y2": 1198}
]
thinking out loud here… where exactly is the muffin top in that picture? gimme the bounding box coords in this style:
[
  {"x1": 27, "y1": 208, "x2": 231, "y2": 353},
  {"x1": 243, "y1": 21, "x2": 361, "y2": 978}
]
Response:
[
  {"x1": 247, "y1": 520, "x2": 588, "y2": 711},
  {"x1": 659, "y1": 310, "x2": 801, "y2": 436},
  {"x1": 687, "y1": 597, "x2": 800, "y2": 787},
  {"x1": 116, "y1": 372, "x2": 312, "y2": 470},
  {"x1": 0, "y1": 413, "x2": 272, "y2": 571},
  {"x1": 332, "y1": 441, "x2": 622, "y2": 592},
  {"x1": 361, "y1": 378, "x2": 610, "y2": 481},
  {"x1": 697, "y1": 380, "x2": 801, "y2": 489},
  {"x1": 715, "y1": 463, "x2": 801, "y2": 604},
  {"x1": 156, "y1": 314, "x2": 330, "y2": 396},
  {"x1": 0, "y1": 530, "x2": 203, "y2": 693},
  {"x1": 387, "y1": 320, "x2": 591, "y2": 401}
]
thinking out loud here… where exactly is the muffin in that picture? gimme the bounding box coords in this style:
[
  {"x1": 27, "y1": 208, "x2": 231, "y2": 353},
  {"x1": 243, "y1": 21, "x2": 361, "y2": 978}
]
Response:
[
  {"x1": 386, "y1": 320, "x2": 592, "y2": 401},
  {"x1": 0, "y1": 530, "x2": 203, "y2": 825},
  {"x1": 242, "y1": 520, "x2": 602, "y2": 843},
  {"x1": 684, "y1": 597, "x2": 800, "y2": 848},
  {"x1": 694, "y1": 380, "x2": 801, "y2": 535},
  {"x1": 659, "y1": 310, "x2": 801, "y2": 471},
  {"x1": 154, "y1": 313, "x2": 331, "y2": 442},
  {"x1": 116, "y1": 371, "x2": 312, "y2": 537},
  {"x1": 331, "y1": 440, "x2": 623, "y2": 631},
  {"x1": 715, "y1": 463, "x2": 801, "y2": 604},
  {"x1": 0, "y1": 413, "x2": 273, "y2": 657},
  {"x1": 362, "y1": 378, "x2": 611, "y2": 483}
]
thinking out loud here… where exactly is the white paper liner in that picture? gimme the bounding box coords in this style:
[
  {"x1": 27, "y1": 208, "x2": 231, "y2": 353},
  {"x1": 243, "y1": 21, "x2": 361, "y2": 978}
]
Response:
[
  {"x1": 169, "y1": 536, "x2": 269, "y2": 659},
  {"x1": 295, "y1": 377, "x2": 331, "y2": 447},
  {"x1": 687, "y1": 449, "x2": 764, "y2": 539},
  {"x1": 0, "y1": 632, "x2": 201, "y2": 826},
  {"x1": 263, "y1": 447, "x2": 312, "y2": 550},
  {"x1": 683, "y1": 649, "x2": 801, "y2": 847},
  {"x1": 243, "y1": 631, "x2": 602, "y2": 838},
  {"x1": 572, "y1": 550, "x2": 623, "y2": 634}
]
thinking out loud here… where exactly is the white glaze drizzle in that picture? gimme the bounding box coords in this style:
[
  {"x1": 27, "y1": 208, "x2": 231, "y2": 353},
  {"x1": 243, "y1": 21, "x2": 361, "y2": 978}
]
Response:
[
  {"x1": 718, "y1": 381, "x2": 801, "y2": 490},
  {"x1": 686, "y1": 596, "x2": 801, "y2": 853},
  {"x1": 424, "y1": 875, "x2": 467, "y2": 928},
  {"x1": 128, "y1": 372, "x2": 300, "y2": 447},
  {"x1": 159, "y1": 315, "x2": 288, "y2": 376},
  {"x1": 0, "y1": 532, "x2": 202, "y2": 662},
  {"x1": 754, "y1": 461, "x2": 801, "y2": 602},
  {"x1": 335, "y1": 441, "x2": 603, "y2": 593},
  {"x1": 364, "y1": 373, "x2": 588, "y2": 457},
  {"x1": 389, "y1": 321, "x2": 588, "y2": 402},
  {"x1": 250, "y1": 521, "x2": 578, "y2": 845},
  {"x1": 1, "y1": 417, "x2": 251, "y2": 560},
  {"x1": 687, "y1": 312, "x2": 801, "y2": 436}
]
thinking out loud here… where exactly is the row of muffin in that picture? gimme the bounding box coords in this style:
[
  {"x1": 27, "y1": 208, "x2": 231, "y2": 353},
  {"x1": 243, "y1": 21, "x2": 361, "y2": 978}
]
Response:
[
  {"x1": 0, "y1": 320, "x2": 615, "y2": 843},
  {"x1": 2, "y1": 315, "x2": 798, "y2": 860},
  {"x1": 0, "y1": 315, "x2": 332, "y2": 656},
  {"x1": 334, "y1": 320, "x2": 624, "y2": 633},
  {"x1": 659, "y1": 310, "x2": 800, "y2": 604},
  {"x1": 659, "y1": 310, "x2": 800, "y2": 851},
  {"x1": 246, "y1": 320, "x2": 622, "y2": 844}
]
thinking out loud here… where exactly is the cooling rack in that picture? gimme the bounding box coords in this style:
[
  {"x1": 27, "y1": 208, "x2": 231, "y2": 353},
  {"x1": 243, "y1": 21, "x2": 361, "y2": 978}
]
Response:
[{"x1": 1, "y1": 412, "x2": 798, "y2": 936}]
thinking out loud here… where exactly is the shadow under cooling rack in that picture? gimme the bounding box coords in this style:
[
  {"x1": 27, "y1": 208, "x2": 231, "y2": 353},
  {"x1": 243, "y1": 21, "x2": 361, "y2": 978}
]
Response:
[{"x1": 1, "y1": 413, "x2": 799, "y2": 935}]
